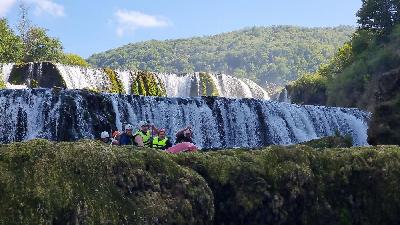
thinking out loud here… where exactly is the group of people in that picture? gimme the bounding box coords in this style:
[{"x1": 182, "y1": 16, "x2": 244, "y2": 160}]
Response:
[{"x1": 99, "y1": 121, "x2": 194, "y2": 151}]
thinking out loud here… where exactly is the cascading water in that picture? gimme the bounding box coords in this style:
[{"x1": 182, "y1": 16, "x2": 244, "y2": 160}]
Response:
[
  {"x1": 0, "y1": 89, "x2": 370, "y2": 148},
  {"x1": 1, "y1": 63, "x2": 14, "y2": 82},
  {"x1": 156, "y1": 73, "x2": 194, "y2": 97},
  {"x1": 115, "y1": 70, "x2": 132, "y2": 94},
  {"x1": 55, "y1": 63, "x2": 111, "y2": 90},
  {"x1": 4, "y1": 63, "x2": 270, "y2": 99}
]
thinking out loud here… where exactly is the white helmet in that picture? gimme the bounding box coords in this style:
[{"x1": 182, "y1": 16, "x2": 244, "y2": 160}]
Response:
[
  {"x1": 125, "y1": 124, "x2": 133, "y2": 131},
  {"x1": 100, "y1": 131, "x2": 109, "y2": 138},
  {"x1": 137, "y1": 121, "x2": 148, "y2": 129}
]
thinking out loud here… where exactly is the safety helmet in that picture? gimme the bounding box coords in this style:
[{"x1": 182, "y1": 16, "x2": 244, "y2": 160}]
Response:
[
  {"x1": 100, "y1": 131, "x2": 110, "y2": 138},
  {"x1": 125, "y1": 124, "x2": 133, "y2": 131},
  {"x1": 137, "y1": 121, "x2": 149, "y2": 129},
  {"x1": 158, "y1": 128, "x2": 166, "y2": 134}
]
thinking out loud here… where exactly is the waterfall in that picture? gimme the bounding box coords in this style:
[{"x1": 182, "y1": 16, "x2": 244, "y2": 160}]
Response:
[
  {"x1": 280, "y1": 88, "x2": 291, "y2": 103},
  {"x1": 241, "y1": 78, "x2": 270, "y2": 100},
  {"x1": 156, "y1": 72, "x2": 270, "y2": 99},
  {"x1": 0, "y1": 89, "x2": 369, "y2": 147},
  {"x1": 115, "y1": 70, "x2": 132, "y2": 94},
  {"x1": 55, "y1": 64, "x2": 111, "y2": 90},
  {"x1": 3, "y1": 63, "x2": 270, "y2": 99},
  {"x1": 1, "y1": 63, "x2": 14, "y2": 83},
  {"x1": 157, "y1": 73, "x2": 194, "y2": 97}
]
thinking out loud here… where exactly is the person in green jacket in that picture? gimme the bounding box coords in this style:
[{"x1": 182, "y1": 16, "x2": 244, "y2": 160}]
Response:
[
  {"x1": 152, "y1": 128, "x2": 173, "y2": 150},
  {"x1": 133, "y1": 121, "x2": 158, "y2": 147}
]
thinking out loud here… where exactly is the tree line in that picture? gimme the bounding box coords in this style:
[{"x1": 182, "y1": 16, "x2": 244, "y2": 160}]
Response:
[{"x1": 87, "y1": 26, "x2": 354, "y2": 86}]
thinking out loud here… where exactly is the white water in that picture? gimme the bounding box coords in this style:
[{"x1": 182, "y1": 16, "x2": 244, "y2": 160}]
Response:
[
  {"x1": 115, "y1": 70, "x2": 132, "y2": 94},
  {"x1": 55, "y1": 64, "x2": 111, "y2": 90},
  {"x1": 4, "y1": 63, "x2": 270, "y2": 99},
  {"x1": 1, "y1": 63, "x2": 14, "y2": 82},
  {"x1": 0, "y1": 89, "x2": 370, "y2": 148}
]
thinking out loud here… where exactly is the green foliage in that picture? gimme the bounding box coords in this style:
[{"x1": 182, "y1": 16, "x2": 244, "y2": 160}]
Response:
[
  {"x1": 357, "y1": 0, "x2": 400, "y2": 32},
  {"x1": 288, "y1": 24, "x2": 400, "y2": 107},
  {"x1": 0, "y1": 18, "x2": 24, "y2": 63},
  {"x1": 30, "y1": 79, "x2": 38, "y2": 88},
  {"x1": 104, "y1": 68, "x2": 124, "y2": 94},
  {"x1": 1, "y1": 11, "x2": 86, "y2": 64},
  {"x1": 87, "y1": 26, "x2": 354, "y2": 85},
  {"x1": 131, "y1": 71, "x2": 166, "y2": 96},
  {"x1": 286, "y1": 72, "x2": 327, "y2": 105},
  {"x1": 199, "y1": 72, "x2": 219, "y2": 96},
  {"x1": 23, "y1": 27, "x2": 64, "y2": 62},
  {"x1": 0, "y1": 74, "x2": 5, "y2": 89},
  {"x1": 326, "y1": 26, "x2": 400, "y2": 107},
  {"x1": 60, "y1": 53, "x2": 90, "y2": 67}
]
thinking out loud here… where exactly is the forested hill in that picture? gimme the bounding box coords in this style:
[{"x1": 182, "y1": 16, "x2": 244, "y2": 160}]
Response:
[{"x1": 87, "y1": 26, "x2": 354, "y2": 85}]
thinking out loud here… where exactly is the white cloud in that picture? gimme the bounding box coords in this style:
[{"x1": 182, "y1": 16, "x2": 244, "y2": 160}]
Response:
[
  {"x1": 0, "y1": 0, "x2": 17, "y2": 17},
  {"x1": 23, "y1": 0, "x2": 65, "y2": 17},
  {"x1": 115, "y1": 9, "x2": 170, "y2": 36}
]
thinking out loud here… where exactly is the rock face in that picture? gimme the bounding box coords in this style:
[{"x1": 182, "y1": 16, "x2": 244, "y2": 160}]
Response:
[
  {"x1": 0, "y1": 89, "x2": 369, "y2": 147},
  {"x1": 8, "y1": 62, "x2": 66, "y2": 88},
  {"x1": 367, "y1": 68, "x2": 400, "y2": 145},
  {"x1": 1, "y1": 140, "x2": 400, "y2": 225}
]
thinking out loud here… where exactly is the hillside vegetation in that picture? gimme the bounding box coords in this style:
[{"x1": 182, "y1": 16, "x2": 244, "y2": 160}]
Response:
[
  {"x1": 286, "y1": 0, "x2": 400, "y2": 145},
  {"x1": 87, "y1": 26, "x2": 354, "y2": 85},
  {"x1": 1, "y1": 139, "x2": 400, "y2": 225}
]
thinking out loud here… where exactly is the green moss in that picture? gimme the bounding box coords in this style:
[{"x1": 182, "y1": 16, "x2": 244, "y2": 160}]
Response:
[
  {"x1": 286, "y1": 72, "x2": 328, "y2": 105},
  {"x1": 301, "y1": 135, "x2": 353, "y2": 149},
  {"x1": 0, "y1": 73, "x2": 5, "y2": 89},
  {"x1": 173, "y1": 145, "x2": 400, "y2": 225},
  {"x1": 2, "y1": 140, "x2": 400, "y2": 224},
  {"x1": 130, "y1": 71, "x2": 166, "y2": 96},
  {"x1": 30, "y1": 79, "x2": 38, "y2": 88},
  {"x1": 0, "y1": 140, "x2": 214, "y2": 225},
  {"x1": 199, "y1": 72, "x2": 219, "y2": 96},
  {"x1": 104, "y1": 68, "x2": 124, "y2": 94}
]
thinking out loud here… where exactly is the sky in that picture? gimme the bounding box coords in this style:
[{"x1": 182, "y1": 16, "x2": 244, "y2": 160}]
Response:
[{"x1": 1, "y1": 0, "x2": 362, "y2": 58}]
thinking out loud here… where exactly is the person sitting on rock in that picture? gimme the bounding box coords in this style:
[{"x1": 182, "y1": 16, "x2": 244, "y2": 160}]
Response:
[
  {"x1": 175, "y1": 125, "x2": 194, "y2": 144},
  {"x1": 100, "y1": 131, "x2": 111, "y2": 144},
  {"x1": 119, "y1": 124, "x2": 135, "y2": 145},
  {"x1": 151, "y1": 128, "x2": 172, "y2": 150},
  {"x1": 133, "y1": 121, "x2": 157, "y2": 147}
]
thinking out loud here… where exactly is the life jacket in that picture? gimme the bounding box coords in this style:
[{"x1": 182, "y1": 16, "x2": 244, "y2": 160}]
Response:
[
  {"x1": 134, "y1": 130, "x2": 151, "y2": 147},
  {"x1": 152, "y1": 137, "x2": 169, "y2": 149}
]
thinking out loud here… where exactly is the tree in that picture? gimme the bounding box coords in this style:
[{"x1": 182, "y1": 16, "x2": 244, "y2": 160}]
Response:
[
  {"x1": 357, "y1": 0, "x2": 400, "y2": 32},
  {"x1": 61, "y1": 53, "x2": 90, "y2": 67},
  {"x1": 16, "y1": 2, "x2": 63, "y2": 62},
  {"x1": 17, "y1": 2, "x2": 31, "y2": 48},
  {"x1": 24, "y1": 27, "x2": 63, "y2": 62},
  {"x1": 0, "y1": 18, "x2": 24, "y2": 63}
]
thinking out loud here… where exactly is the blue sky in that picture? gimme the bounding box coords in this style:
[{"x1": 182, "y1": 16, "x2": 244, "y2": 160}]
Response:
[{"x1": 1, "y1": 0, "x2": 362, "y2": 58}]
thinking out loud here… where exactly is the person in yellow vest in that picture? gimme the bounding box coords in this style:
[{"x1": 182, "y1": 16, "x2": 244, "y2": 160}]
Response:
[
  {"x1": 133, "y1": 121, "x2": 158, "y2": 147},
  {"x1": 152, "y1": 128, "x2": 172, "y2": 150}
]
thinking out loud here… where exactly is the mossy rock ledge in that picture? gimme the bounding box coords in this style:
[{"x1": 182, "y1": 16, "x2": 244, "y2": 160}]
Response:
[{"x1": 1, "y1": 140, "x2": 400, "y2": 225}]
